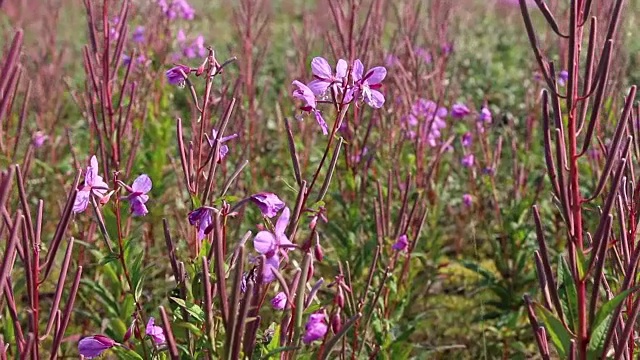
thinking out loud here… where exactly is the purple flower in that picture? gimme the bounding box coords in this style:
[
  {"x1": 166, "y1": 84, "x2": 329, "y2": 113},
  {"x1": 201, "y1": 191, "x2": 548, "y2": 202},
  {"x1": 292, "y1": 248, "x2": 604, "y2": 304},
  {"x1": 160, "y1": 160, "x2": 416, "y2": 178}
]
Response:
[
  {"x1": 414, "y1": 47, "x2": 432, "y2": 64},
  {"x1": 158, "y1": 0, "x2": 195, "y2": 20},
  {"x1": 307, "y1": 57, "x2": 348, "y2": 98},
  {"x1": 478, "y1": 107, "x2": 492, "y2": 124},
  {"x1": 250, "y1": 192, "x2": 285, "y2": 218},
  {"x1": 558, "y1": 70, "x2": 569, "y2": 87},
  {"x1": 78, "y1": 335, "x2": 117, "y2": 359},
  {"x1": 392, "y1": 234, "x2": 409, "y2": 251},
  {"x1": 403, "y1": 98, "x2": 448, "y2": 146},
  {"x1": 451, "y1": 103, "x2": 470, "y2": 119},
  {"x1": 462, "y1": 194, "x2": 473, "y2": 207},
  {"x1": 73, "y1": 156, "x2": 111, "y2": 214},
  {"x1": 462, "y1": 132, "x2": 472, "y2": 147},
  {"x1": 461, "y1": 154, "x2": 475, "y2": 168},
  {"x1": 32, "y1": 131, "x2": 48, "y2": 148},
  {"x1": 292, "y1": 80, "x2": 328, "y2": 135},
  {"x1": 350, "y1": 59, "x2": 386, "y2": 108},
  {"x1": 303, "y1": 312, "x2": 328, "y2": 344},
  {"x1": 146, "y1": 317, "x2": 166, "y2": 345},
  {"x1": 271, "y1": 292, "x2": 287, "y2": 310},
  {"x1": 125, "y1": 174, "x2": 152, "y2": 217},
  {"x1": 188, "y1": 206, "x2": 214, "y2": 239},
  {"x1": 208, "y1": 129, "x2": 238, "y2": 160},
  {"x1": 132, "y1": 26, "x2": 145, "y2": 43},
  {"x1": 166, "y1": 65, "x2": 191, "y2": 87},
  {"x1": 183, "y1": 35, "x2": 207, "y2": 59},
  {"x1": 253, "y1": 207, "x2": 293, "y2": 283}
]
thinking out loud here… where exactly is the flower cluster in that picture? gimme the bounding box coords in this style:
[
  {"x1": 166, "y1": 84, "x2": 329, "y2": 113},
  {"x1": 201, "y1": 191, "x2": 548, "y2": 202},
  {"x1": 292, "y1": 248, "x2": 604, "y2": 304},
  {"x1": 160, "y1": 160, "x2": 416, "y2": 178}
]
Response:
[
  {"x1": 158, "y1": 0, "x2": 195, "y2": 20},
  {"x1": 175, "y1": 29, "x2": 207, "y2": 60},
  {"x1": 401, "y1": 98, "x2": 448, "y2": 146},
  {"x1": 291, "y1": 57, "x2": 387, "y2": 134}
]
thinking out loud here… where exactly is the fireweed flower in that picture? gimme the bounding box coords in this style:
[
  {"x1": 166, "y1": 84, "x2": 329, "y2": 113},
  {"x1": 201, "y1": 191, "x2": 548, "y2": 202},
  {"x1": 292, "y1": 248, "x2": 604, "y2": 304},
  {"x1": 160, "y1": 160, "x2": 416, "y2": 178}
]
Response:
[
  {"x1": 124, "y1": 174, "x2": 152, "y2": 216},
  {"x1": 392, "y1": 234, "x2": 409, "y2": 251},
  {"x1": 73, "y1": 156, "x2": 111, "y2": 214},
  {"x1": 253, "y1": 207, "x2": 293, "y2": 283},
  {"x1": 182, "y1": 35, "x2": 207, "y2": 59},
  {"x1": 78, "y1": 335, "x2": 118, "y2": 359},
  {"x1": 461, "y1": 154, "x2": 475, "y2": 168},
  {"x1": 292, "y1": 80, "x2": 328, "y2": 135},
  {"x1": 132, "y1": 26, "x2": 145, "y2": 43},
  {"x1": 558, "y1": 70, "x2": 569, "y2": 87},
  {"x1": 271, "y1": 292, "x2": 287, "y2": 310},
  {"x1": 32, "y1": 131, "x2": 48, "y2": 148},
  {"x1": 478, "y1": 106, "x2": 492, "y2": 124},
  {"x1": 166, "y1": 64, "x2": 191, "y2": 87},
  {"x1": 303, "y1": 312, "x2": 328, "y2": 344},
  {"x1": 402, "y1": 98, "x2": 447, "y2": 146},
  {"x1": 350, "y1": 59, "x2": 387, "y2": 108},
  {"x1": 250, "y1": 192, "x2": 285, "y2": 218},
  {"x1": 208, "y1": 128, "x2": 238, "y2": 160},
  {"x1": 146, "y1": 317, "x2": 166, "y2": 345},
  {"x1": 158, "y1": 0, "x2": 195, "y2": 20},
  {"x1": 462, "y1": 132, "x2": 472, "y2": 147},
  {"x1": 462, "y1": 194, "x2": 473, "y2": 207},
  {"x1": 451, "y1": 103, "x2": 470, "y2": 119},
  {"x1": 188, "y1": 206, "x2": 214, "y2": 239},
  {"x1": 307, "y1": 57, "x2": 347, "y2": 98}
]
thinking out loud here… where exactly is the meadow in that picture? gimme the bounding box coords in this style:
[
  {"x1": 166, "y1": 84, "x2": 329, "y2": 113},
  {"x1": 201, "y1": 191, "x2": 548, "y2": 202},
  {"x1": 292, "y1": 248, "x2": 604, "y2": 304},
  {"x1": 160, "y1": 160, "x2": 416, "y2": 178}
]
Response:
[{"x1": 2, "y1": 0, "x2": 640, "y2": 359}]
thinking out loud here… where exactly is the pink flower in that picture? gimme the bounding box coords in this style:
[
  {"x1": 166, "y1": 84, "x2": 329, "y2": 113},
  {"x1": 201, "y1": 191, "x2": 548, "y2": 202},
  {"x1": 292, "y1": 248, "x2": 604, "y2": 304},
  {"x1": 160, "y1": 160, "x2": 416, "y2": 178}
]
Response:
[
  {"x1": 124, "y1": 174, "x2": 152, "y2": 217},
  {"x1": 392, "y1": 234, "x2": 409, "y2": 251},
  {"x1": 208, "y1": 128, "x2": 238, "y2": 160},
  {"x1": 350, "y1": 59, "x2": 386, "y2": 108},
  {"x1": 78, "y1": 335, "x2": 117, "y2": 359},
  {"x1": 188, "y1": 206, "x2": 214, "y2": 239},
  {"x1": 146, "y1": 317, "x2": 166, "y2": 345},
  {"x1": 73, "y1": 156, "x2": 111, "y2": 214},
  {"x1": 307, "y1": 57, "x2": 348, "y2": 98},
  {"x1": 292, "y1": 80, "x2": 328, "y2": 135},
  {"x1": 253, "y1": 208, "x2": 293, "y2": 283},
  {"x1": 271, "y1": 292, "x2": 287, "y2": 310},
  {"x1": 303, "y1": 311, "x2": 328, "y2": 344},
  {"x1": 250, "y1": 192, "x2": 285, "y2": 218},
  {"x1": 166, "y1": 64, "x2": 191, "y2": 86}
]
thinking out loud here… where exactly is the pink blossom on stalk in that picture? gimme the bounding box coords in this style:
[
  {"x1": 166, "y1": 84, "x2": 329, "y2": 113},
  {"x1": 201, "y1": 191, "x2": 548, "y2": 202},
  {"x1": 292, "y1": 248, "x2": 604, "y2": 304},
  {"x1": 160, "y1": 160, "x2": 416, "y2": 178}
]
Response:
[
  {"x1": 463, "y1": 194, "x2": 473, "y2": 207},
  {"x1": 73, "y1": 156, "x2": 111, "y2": 214},
  {"x1": 32, "y1": 131, "x2": 48, "y2": 148},
  {"x1": 350, "y1": 59, "x2": 386, "y2": 108},
  {"x1": 146, "y1": 317, "x2": 166, "y2": 345},
  {"x1": 158, "y1": 0, "x2": 195, "y2": 20},
  {"x1": 392, "y1": 234, "x2": 409, "y2": 251},
  {"x1": 208, "y1": 128, "x2": 238, "y2": 160},
  {"x1": 78, "y1": 335, "x2": 118, "y2": 359},
  {"x1": 188, "y1": 206, "x2": 214, "y2": 239},
  {"x1": 451, "y1": 103, "x2": 470, "y2": 118},
  {"x1": 249, "y1": 192, "x2": 285, "y2": 218},
  {"x1": 462, "y1": 132, "x2": 472, "y2": 147},
  {"x1": 307, "y1": 57, "x2": 348, "y2": 97},
  {"x1": 253, "y1": 208, "x2": 293, "y2": 283},
  {"x1": 271, "y1": 292, "x2": 287, "y2": 310},
  {"x1": 303, "y1": 311, "x2": 328, "y2": 344},
  {"x1": 165, "y1": 64, "x2": 191, "y2": 87},
  {"x1": 478, "y1": 106, "x2": 492, "y2": 124},
  {"x1": 124, "y1": 174, "x2": 152, "y2": 216},
  {"x1": 292, "y1": 80, "x2": 328, "y2": 135},
  {"x1": 461, "y1": 154, "x2": 475, "y2": 168}
]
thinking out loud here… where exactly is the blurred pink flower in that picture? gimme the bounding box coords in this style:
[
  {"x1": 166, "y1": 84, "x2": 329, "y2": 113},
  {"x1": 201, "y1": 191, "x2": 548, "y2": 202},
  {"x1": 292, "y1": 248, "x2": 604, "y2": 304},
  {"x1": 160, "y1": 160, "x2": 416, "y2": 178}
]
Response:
[
  {"x1": 73, "y1": 156, "x2": 111, "y2": 213},
  {"x1": 78, "y1": 335, "x2": 117, "y2": 359},
  {"x1": 303, "y1": 311, "x2": 328, "y2": 344},
  {"x1": 146, "y1": 317, "x2": 166, "y2": 345}
]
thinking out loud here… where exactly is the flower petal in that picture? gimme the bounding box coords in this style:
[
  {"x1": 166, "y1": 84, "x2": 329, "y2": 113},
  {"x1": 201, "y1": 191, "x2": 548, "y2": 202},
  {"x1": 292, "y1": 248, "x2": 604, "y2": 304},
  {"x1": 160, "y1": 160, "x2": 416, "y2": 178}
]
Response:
[
  {"x1": 307, "y1": 79, "x2": 330, "y2": 97},
  {"x1": 131, "y1": 174, "x2": 152, "y2": 194},
  {"x1": 73, "y1": 190, "x2": 91, "y2": 214},
  {"x1": 336, "y1": 59, "x2": 348, "y2": 79},
  {"x1": 352, "y1": 59, "x2": 364, "y2": 81},
  {"x1": 365, "y1": 66, "x2": 387, "y2": 84},
  {"x1": 275, "y1": 207, "x2": 290, "y2": 235},
  {"x1": 253, "y1": 231, "x2": 276, "y2": 254},
  {"x1": 364, "y1": 89, "x2": 385, "y2": 109},
  {"x1": 314, "y1": 110, "x2": 329, "y2": 135},
  {"x1": 310, "y1": 57, "x2": 332, "y2": 79}
]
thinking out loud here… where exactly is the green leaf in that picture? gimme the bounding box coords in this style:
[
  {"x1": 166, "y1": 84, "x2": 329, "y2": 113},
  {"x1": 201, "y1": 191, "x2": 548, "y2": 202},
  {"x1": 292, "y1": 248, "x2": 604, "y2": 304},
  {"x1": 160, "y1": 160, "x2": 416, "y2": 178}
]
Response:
[
  {"x1": 99, "y1": 252, "x2": 120, "y2": 266},
  {"x1": 558, "y1": 257, "x2": 578, "y2": 331},
  {"x1": 170, "y1": 297, "x2": 205, "y2": 323},
  {"x1": 576, "y1": 250, "x2": 587, "y2": 280},
  {"x1": 588, "y1": 287, "x2": 637, "y2": 359},
  {"x1": 536, "y1": 304, "x2": 572, "y2": 357},
  {"x1": 111, "y1": 346, "x2": 144, "y2": 360}
]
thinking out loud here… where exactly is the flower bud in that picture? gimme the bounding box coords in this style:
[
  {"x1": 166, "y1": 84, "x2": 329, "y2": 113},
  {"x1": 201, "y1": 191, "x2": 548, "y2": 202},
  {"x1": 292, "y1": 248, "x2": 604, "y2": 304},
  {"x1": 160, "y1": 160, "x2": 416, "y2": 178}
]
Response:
[
  {"x1": 331, "y1": 313, "x2": 342, "y2": 334},
  {"x1": 336, "y1": 287, "x2": 345, "y2": 308},
  {"x1": 314, "y1": 242, "x2": 324, "y2": 262}
]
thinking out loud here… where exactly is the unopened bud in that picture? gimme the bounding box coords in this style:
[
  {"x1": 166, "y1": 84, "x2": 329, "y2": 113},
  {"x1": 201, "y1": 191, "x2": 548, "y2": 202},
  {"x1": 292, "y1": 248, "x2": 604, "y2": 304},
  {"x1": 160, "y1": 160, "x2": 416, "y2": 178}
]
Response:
[
  {"x1": 307, "y1": 259, "x2": 314, "y2": 279},
  {"x1": 309, "y1": 216, "x2": 318, "y2": 230},
  {"x1": 314, "y1": 242, "x2": 324, "y2": 262},
  {"x1": 336, "y1": 287, "x2": 345, "y2": 308},
  {"x1": 196, "y1": 64, "x2": 205, "y2": 76},
  {"x1": 331, "y1": 313, "x2": 342, "y2": 334}
]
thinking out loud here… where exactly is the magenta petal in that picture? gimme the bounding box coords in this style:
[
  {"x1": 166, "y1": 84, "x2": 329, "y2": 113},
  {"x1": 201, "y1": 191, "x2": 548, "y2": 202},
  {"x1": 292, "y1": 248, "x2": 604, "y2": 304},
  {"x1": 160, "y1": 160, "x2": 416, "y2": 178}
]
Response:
[
  {"x1": 131, "y1": 174, "x2": 152, "y2": 194},
  {"x1": 310, "y1": 57, "x2": 332, "y2": 79},
  {"x1": 365, "y1": 89, "x2": 385, "y2": 109},
  {"x1": 262, "y1": 255, "x2": 280, "y2": 283},
  {"x1": 275, "y1": 207, "x2": 290, "y2": 235},
  {"x1": 352, "y1": 59, "x2": 364, "y2": 81},
  {"x1": 313, "y1": 110, "x2": 329, "y2": 135},
  {"x1": 130, "y1": 198, "x2": 149, "y2": 217},
  {"x1": 271, "y1": 292, "x2": 287, "y2": 310},
  {"x1": 73, "y1": 190, "x2": 91, "y2": 214},
  {"x1": 308, "y1": 79, "x2": 330, "y2": 97},
  {"x1": 78, "y1": 335, "x2": 117, "y2": 359},
  {"x1": 254, "y1": 231, "x2": 276, "y2": 254},
  {"x1": 366, "y1": 66, "x2": 387, "y2": 84},
  {"x1": 336, "y1": 59, "x2": 348, "y2": 79},
  {"x1": 145, "y1": 317, "x2": 166, "y2": 345},
  {"x1": 292, "y1": 80, "x2": 317, "y2": 109}
]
